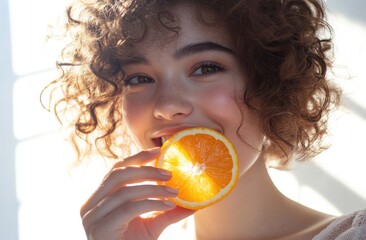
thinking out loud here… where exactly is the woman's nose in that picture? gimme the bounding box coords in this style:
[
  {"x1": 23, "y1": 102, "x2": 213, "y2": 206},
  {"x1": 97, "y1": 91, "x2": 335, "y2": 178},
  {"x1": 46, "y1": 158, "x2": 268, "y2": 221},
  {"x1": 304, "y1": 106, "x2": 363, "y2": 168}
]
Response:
[{"x1": 153, "y1": 87, "x2": 193, "y2": 121}]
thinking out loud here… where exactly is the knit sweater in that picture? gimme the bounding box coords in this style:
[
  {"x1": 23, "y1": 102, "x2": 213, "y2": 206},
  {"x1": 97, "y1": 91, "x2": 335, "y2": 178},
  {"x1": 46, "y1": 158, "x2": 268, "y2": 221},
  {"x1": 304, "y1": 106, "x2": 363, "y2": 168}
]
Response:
[{"x1": 313, "y1": 209, "x2": 366, "y2": 239}]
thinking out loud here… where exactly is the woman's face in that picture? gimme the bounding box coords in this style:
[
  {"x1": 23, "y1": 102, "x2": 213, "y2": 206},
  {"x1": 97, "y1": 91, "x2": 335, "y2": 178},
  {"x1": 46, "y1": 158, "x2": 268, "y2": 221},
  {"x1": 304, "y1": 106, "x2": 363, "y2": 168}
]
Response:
[{"x1": 121, "y1": 3, "x2": 264, "y2": 176}]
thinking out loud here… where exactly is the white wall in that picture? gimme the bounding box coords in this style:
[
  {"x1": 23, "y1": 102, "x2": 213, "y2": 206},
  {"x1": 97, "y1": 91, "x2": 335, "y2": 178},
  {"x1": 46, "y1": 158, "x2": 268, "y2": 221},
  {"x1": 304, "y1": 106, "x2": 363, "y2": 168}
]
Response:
[{"x1": 1, "y1": 1, "x2": 365, "y2": 239}]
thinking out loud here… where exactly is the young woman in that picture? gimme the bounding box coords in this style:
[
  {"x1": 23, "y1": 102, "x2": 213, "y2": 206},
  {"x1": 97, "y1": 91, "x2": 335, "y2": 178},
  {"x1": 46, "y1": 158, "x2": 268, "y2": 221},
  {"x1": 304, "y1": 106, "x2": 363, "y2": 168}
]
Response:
[{"x1": 45, "y1": 0, "x2": 366, "y2": 239}]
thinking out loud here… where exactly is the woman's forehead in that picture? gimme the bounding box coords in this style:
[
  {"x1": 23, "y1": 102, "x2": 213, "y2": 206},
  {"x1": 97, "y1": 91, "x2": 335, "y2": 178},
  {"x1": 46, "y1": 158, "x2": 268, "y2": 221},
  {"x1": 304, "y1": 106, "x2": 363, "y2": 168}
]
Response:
[{"x1": 123, "y1": 3, "x2": 233, "y2": 57}]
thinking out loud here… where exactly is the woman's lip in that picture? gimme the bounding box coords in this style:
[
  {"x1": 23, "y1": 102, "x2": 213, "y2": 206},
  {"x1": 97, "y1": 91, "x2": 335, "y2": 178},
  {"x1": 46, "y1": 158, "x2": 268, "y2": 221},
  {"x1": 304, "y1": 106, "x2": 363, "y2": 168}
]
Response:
[
  {"x1": 151, "y1": 126, "x2": 195, "y2": 139},
  {"x1": 151, "y1": 126, "x2": 222, "y2": 139},
  {"x1": 151, "y1": 126, "x2": 194, "y2": 147},
  {"x1": 151, "y1": 126, "x2": 222, "y2": 147}
]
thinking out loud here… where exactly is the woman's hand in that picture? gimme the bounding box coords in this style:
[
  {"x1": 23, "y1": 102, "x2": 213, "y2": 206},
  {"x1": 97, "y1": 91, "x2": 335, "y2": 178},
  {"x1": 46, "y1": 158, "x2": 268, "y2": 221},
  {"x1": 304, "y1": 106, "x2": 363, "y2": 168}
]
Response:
[{"x1": 80, "y1": 148, "x2": 195, "y2": 240}]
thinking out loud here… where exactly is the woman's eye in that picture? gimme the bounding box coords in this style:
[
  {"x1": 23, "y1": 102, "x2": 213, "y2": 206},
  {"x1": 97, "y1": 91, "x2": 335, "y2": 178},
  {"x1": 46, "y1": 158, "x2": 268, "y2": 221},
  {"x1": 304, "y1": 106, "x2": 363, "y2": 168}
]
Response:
[
  {"x1": 191, "y1": 63, "x2": 225, "y2": 76},
  {"x1": 123, "y1": 75, "x2": 154, "y2": 86}
]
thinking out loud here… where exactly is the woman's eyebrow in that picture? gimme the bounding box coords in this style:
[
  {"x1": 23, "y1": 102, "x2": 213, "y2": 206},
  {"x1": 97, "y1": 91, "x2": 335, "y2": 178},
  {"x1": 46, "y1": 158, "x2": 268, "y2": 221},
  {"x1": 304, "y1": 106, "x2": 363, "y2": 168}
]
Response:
[
  {"x1": 174, "y1": 41, "x2": 235, "y2": 59},
  {"x1": 120, "y1": 55, "x2": 148, "y2": 66},
  {"x1": 120, "y1": 41, "x2": 234, "y2": 66}
]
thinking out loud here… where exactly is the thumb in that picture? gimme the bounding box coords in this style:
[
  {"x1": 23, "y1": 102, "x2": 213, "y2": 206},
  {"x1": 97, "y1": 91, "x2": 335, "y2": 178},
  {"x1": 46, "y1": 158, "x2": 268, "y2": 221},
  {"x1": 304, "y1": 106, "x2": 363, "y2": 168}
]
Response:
[{"x1": 145, "y1": 207, "x2": 196, "y2": 237}]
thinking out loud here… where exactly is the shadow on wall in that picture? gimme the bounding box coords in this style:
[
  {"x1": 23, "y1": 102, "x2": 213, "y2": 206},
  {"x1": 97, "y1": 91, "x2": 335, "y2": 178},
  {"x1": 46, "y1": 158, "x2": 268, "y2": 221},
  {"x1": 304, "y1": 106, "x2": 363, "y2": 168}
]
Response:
[
  {"x1": 343, "y1": 96, "x2": 366, "y2": 121},
  {"x1": 0, "y1": 1, "x2": 19, "y2": 240},
  {"x1": 291, "y1": 163, "x2": 366, "y2": 214}
]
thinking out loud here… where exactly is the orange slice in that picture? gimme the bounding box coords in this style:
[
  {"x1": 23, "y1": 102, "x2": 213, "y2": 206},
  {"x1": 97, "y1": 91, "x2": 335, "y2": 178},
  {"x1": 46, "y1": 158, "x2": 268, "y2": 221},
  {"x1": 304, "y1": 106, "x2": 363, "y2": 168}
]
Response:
[{"x1": 155, "y1": 127, "x2": 239, "y2": 210}]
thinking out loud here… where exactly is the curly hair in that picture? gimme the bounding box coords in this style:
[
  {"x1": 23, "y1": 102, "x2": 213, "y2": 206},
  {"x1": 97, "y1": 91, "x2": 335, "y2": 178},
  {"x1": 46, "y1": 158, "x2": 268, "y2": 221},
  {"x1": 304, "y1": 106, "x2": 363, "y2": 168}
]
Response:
[{"x1": 43, "y1": 0, "x2": 341, "y2": 167}]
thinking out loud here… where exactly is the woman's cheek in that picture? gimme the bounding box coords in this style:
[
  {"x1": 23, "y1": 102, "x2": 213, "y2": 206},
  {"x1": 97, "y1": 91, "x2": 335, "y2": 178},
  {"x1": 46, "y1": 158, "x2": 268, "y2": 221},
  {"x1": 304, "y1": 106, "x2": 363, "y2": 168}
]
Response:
[
  {"x1": 197, "y1": 85, "x2": 243, "y2": 126},
  {"x1": 122, "y1": 95, "x2": 150, "y2": 137}
]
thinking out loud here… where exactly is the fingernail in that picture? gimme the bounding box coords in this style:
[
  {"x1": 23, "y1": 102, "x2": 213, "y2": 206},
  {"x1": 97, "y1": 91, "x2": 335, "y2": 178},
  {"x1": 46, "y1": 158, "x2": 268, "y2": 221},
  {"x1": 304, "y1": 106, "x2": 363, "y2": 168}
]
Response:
[
  {"x1": 162, "y1": 200, "x2": 176, "y2": 207},
  {"x1": 165, "y1": 186, "x2": 179, "y2": 194},
  {"x1": 157, "y1": 168, "x2": 172, "y2": 176}
]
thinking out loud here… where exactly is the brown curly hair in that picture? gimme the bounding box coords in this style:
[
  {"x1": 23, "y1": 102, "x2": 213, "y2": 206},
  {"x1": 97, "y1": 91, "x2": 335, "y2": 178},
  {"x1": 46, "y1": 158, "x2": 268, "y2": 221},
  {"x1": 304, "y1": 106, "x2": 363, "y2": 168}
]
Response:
[{"x1": 43, "y1": 0, "x2": 341, "y2": 167}]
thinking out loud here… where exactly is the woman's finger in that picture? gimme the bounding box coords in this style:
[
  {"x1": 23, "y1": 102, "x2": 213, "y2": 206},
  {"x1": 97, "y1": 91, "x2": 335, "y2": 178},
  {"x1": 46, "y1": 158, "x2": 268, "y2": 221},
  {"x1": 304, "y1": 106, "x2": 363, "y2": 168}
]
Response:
[
  {"x1": 86, "y1": 199, "x2": 176, "y2": 238},
  {"x1": 113, "y1": 147, "x2": 161, "y2": 168},
  {"x1": 80, "y1": 165, "x2": 172, "y2": 217},
  {"x1": 82, "y1": 184, "x2": 178, "y2": 228}
]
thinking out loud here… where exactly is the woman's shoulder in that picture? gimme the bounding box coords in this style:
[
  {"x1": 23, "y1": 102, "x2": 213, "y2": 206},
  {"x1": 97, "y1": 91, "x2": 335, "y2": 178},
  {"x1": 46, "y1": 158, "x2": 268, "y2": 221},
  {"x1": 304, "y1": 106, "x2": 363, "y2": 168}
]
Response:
[{"x1": 313, "y1": 209, "x2": 366, "y2": 239}]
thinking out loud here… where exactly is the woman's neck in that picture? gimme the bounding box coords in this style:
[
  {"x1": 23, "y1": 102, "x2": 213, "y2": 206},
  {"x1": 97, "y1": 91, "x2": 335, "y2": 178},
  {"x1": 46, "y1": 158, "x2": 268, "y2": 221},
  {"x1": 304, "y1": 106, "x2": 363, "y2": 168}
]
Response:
[{"x1": 193, "y1": 158, "x2": 333, "y2": 240}]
